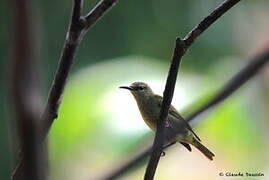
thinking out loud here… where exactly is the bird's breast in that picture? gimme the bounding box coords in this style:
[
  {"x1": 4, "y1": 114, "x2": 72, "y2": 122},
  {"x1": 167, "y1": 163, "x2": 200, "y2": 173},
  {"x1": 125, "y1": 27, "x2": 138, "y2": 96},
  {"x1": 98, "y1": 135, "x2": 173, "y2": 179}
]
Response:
[{"x1": 137, "y1": 101, "x2": 160, "y2": 131}]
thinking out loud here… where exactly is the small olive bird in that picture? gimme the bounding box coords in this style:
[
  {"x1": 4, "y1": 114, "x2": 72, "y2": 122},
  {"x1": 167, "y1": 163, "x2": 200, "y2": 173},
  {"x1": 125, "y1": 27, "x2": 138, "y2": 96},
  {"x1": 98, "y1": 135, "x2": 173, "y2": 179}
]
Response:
[{"x1": 120, "y1": 82, "x2": 215, "y2": 160}]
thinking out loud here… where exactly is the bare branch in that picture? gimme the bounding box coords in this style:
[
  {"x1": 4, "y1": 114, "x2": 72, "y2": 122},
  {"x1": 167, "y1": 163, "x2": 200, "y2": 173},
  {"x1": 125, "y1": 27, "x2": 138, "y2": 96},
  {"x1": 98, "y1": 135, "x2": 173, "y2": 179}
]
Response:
[
  {"x1": 99, "y1": 142, "x2": 175, "y2": 180},
  {"x1": 101, "y1": 149, "x2": 151, "y2": 180},
  {"x1": 100, "y1": 48, "x2": 269, "y2": 180},
  {"x1": 144, "y1": 38, "x2": 186, "y2": 180},
  {"x1": 12, "y1": 0, "x2": 118, "y2": 178},
  {"x1": 84, "y1": 0, "x2": 118, "y2": 30},
  {"x1": 41, "y1": 0, "x2": 118, "y2": 143},
  {"x1": 72, "y1": 0, "x2": 83, "y2": 23},
  {"x1": 184, "y1": 0, "x2": 241, "y2": 47},
  {"x1": 186, "y1": 49, "x2": 269, "y2": 123},
  {"x1": 144, "y1": 0, "x2": 242, "y2": 179},
  {"x1": 40, "y1": 0, "x2": 83, "y2": 142}
]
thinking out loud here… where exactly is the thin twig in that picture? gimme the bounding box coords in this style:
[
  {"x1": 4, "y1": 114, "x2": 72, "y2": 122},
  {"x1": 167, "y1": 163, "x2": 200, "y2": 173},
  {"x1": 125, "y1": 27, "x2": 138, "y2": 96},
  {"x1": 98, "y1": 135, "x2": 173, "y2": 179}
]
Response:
[
  {"x1": 100, "y1": 142, "x2": 176, "y2": 180},
  {"x1": 183, "y1": 0, "x2": 241, "y2": 46},
  {"x1": 84, "y1": 0, "x2": 118, "y2": 30},
  {"x1": 12, "y1": 0, "x2": 118, "y2": 178},
  {"x1": 186, "y1": 50, "x2": 269, "y2": 123},
  {"x1": 100, "y1": 48, "x2": 269, "y2": 180},
  {"x1": 144, "y1": 0, "x2": 241, "y2": 179}
]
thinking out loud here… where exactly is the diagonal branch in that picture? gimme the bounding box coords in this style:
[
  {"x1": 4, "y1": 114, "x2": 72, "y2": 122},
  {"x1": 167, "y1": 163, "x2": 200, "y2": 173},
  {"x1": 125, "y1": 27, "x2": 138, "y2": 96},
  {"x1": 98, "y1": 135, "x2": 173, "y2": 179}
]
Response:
[
  {"x1": 144, "y1": 38, "x2": 186, "y2": 179},
  {"x1": 100, "y1": 48, "x2": 269, "y2": 180},
  {"x1": 84, "y1": 0, "x2": 118, "y2": 30},
  {"x1": 41, "y1": 0, "x2": 118, "y2": 145},
  {"x1": 144, "y1": 0, "x2": 242, "y2": 179},
  {"x1": 99, "y1": 142, "x2": 175, "y2": 180},
  {"x1": 183, "y1": 0, "x2": 241, "y2": 46},
  {"x1": 40, "y1": 0, "x2": 84, "y2": 140},
  {"x1": 186, "y1": 49, "x2": 269, "y2": 123}
]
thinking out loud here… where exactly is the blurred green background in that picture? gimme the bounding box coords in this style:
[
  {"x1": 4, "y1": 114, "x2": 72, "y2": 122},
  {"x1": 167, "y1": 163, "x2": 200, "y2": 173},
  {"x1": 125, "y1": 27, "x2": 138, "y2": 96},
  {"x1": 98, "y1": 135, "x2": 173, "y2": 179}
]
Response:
[{"x1": 1, "y1": 0, "x2": 269, "y2": 179}]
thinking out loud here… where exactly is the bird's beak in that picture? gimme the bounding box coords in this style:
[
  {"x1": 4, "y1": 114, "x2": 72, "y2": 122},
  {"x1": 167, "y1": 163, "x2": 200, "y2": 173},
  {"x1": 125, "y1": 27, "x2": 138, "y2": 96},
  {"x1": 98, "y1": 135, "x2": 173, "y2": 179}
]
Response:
[{"x1": 119, "y1": 86, "x2": 134, "y2": 91}]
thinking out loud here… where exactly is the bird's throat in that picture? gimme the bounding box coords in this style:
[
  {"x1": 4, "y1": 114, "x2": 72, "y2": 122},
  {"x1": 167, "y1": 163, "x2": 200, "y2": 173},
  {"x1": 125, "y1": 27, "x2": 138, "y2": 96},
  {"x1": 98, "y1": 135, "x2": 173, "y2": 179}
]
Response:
[{"x1": 135, "y1": 96, "x2": 159, "y2": 131}]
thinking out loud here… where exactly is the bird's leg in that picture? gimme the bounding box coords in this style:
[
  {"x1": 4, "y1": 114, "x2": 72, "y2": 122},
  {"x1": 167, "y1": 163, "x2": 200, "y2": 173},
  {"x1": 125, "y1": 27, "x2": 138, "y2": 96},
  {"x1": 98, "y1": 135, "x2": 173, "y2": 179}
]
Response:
[
  {"x1": 163, "y1": 141, "x2": 176, "y2": 149},
  {"x1": 161, "y1": 141, "x2": 177, "y2": 157},
  {"x1": 165, "y1": 121, "x2": 171, "y2": 128}
]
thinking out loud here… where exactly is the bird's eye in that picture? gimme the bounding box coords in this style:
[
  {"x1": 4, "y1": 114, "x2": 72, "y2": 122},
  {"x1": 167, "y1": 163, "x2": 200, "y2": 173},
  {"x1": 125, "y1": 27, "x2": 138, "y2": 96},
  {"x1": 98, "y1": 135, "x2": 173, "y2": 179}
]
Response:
[{"x1": 138, "y1": 86, "x2": 145, "y2": 91}]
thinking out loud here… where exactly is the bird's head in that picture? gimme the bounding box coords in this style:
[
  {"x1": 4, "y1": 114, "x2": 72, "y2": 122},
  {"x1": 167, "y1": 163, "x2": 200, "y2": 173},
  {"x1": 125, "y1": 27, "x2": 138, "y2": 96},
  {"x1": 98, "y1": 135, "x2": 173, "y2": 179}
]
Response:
[{"x1": 120, "y1": 82, "x2": 154, "y2": 100}]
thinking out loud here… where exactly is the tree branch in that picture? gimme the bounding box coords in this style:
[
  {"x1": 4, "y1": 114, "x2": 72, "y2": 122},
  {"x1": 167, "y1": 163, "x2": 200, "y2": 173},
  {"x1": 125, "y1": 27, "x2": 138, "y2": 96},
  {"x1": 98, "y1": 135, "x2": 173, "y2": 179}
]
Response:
[
  {"x1": 144, "y1": 38, "x2": 186, "y2": 180},
  {"x1": 186, "y1": 49, "x2": 269, "y2": 123},
  {"x1": 12, "y1": 0, "x2": 118, "y2": 178},
  {"x1": 99, "y1": 142, "x2": 176, "y2": 180},
  {"x1": 144, "y1": 0, "x2": 242, "y2": 179},
  {"x1": 72, "y1": 0, "x2": 82, "y2": 24},
  {"x1": 41, "y1": 0, "x2": 84, "y2": 140},
  {"x1": 84, "y1": 0, "x2": 118, "y2": 30},
  {"x1": 100, "y1": 48, "x2": 269, "y2": 180},
  {"x1": 184, "y1": 0, "x2": 241, "y2": 46},
  {"x1": 41, "y1": 0, "x2": 118, "y2": 144}
]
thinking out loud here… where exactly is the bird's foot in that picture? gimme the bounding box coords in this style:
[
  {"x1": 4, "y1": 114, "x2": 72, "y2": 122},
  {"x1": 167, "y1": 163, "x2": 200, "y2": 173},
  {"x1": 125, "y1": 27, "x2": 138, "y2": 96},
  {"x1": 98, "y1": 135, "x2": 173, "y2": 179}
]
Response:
[{"x1": 165, "y1": 121, "x2": 171, "y2": 128}]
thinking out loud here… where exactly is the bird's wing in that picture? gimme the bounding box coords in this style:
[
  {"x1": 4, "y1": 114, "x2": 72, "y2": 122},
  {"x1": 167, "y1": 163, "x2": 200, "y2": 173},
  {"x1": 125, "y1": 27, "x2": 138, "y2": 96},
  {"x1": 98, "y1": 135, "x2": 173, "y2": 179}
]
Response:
[
  {"x1": 169, "y1": 108, "x2": 201, "y2": 141},
  {"x1": 155, "y1": 94, "x2": 201, "y2": 141}
]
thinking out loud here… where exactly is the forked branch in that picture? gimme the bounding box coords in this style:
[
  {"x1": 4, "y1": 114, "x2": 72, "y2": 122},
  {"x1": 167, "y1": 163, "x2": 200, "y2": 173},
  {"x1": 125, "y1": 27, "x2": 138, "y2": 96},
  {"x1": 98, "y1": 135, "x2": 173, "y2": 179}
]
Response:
[
  {"x1": 41, "y1": 0, "x2": 117, "y2": 140},
  {"x1": 144, "y1": 0, "x2": 241, "y2": 179},
  {"x1": 101, "y1": 47, "x2": 269, "y2": 180},
  {"x1": 12, "y1": 0, "x2": 118, "y2": 179}
]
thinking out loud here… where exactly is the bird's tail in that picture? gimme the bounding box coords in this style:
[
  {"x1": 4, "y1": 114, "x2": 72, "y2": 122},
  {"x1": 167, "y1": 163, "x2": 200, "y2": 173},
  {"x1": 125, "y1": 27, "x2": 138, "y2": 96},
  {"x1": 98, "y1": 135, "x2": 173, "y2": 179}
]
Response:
[{"x1": 192, "y1": 138, "x2": 215, "y2": 161}]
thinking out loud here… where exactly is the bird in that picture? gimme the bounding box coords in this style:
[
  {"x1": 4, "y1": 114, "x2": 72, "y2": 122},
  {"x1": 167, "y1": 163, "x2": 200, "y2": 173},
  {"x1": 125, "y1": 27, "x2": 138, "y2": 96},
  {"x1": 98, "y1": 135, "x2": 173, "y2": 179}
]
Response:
[{"x1": 120, "y1": 82, "x2": 215, "y2": 160}]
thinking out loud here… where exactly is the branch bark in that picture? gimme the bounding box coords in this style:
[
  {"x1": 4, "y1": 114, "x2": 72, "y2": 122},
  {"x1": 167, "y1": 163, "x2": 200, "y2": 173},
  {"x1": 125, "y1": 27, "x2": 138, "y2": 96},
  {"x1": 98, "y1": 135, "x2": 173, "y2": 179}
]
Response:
[
  {"x1": 144, "y1": 0, "x2": 241, "y2": 179},
  {"x1": 100, "y1": 48, "x2": 269, "y2": 180},
  {"x1": 41, "y1": 0, "x2": 117, "y2": 142},
  {"x1": 40, "y1": 0, "x2": 84, "y2": 140},
  {"x1": 84, "y1": 0, "x2": 118, "y2": 30},
  {"x1": 11, "y1": 0, "x2": 118, "y2": 179},
  {"x1": 144, "y1": 38, "x2": 186, "y2": 180}
]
